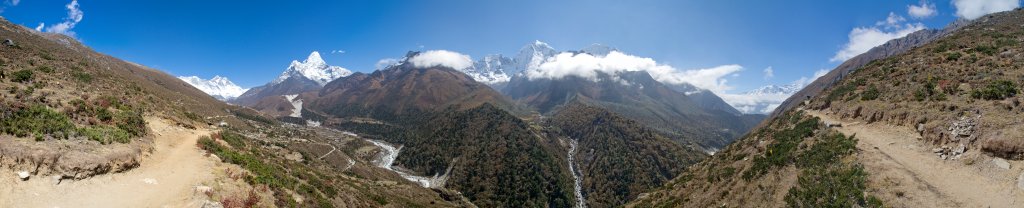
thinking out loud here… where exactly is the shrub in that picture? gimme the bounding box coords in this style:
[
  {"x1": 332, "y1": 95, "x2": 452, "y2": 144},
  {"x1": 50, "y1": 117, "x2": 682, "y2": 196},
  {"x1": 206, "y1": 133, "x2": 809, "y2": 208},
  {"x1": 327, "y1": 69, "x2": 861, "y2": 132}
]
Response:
[
  {"x1": 0, "y1": 105, "x2": 76, "y2": 139},
  {"x1": 972, "y1": 45, "x2": 999, "y2": 56},
  {"x1": 198, "y1": 134, "x2": 292, "y2": 188},
  {"x1": 96, "y1": 108, "x2": 113, "y2": 122},
  {"x1": 36, "y1": 66, "x2": 53, "y2": 73},
  {"x1": 971, "y1": 80, "x2": 1018, "y2": 100},
  {"x1": 827, "y1": 84, "x2": 856, "y2": 101},
  {"x1": 79, "y1": 126, "x2": 132, "y2": 144},
  {"x1": 933, "y1": 41, "x2": 954, "y2": 53},
  {"x1": 115, "y1": 109, "x2": 147, "y2": 137},
  {"x1": 73, "y1": 71, "x2": 93, "y2": 83},
  {"x1": 743, "y1": 116, "x2": 820, "y2": 180},
  {"x1": 784, "y1": 164, "x2": 873, "y2": 207},
  {"x1": 219, "y1": 130, "x2": 248, "y2": 148},
  {"x1": 10, "y1": 69, "x2": 32, "y2": 83},
  {"x1": 945, "y1": 52, "x2": 961, "y2": 61},
  {"x1": 861, "y1": 84, "x2": 879, "y2": 101}
]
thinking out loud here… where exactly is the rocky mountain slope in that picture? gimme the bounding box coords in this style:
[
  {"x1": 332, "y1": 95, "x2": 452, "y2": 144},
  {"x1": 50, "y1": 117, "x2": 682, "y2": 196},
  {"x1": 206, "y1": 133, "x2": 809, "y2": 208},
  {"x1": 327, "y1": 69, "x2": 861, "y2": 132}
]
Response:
[
  {"x1": 308, "y1": 52, "x2": 518, "y2": 122},
  {"x1": 506, "y1": 69, "x2": 763, "y2": 150},
  {"x1": 629, "y1": 9, "x2": 1024, "y2": 207},
  {"x1": 232, "y1": 51, "x2": 351, "y2": 107},
  {"x1": 771, "y1": 17, "x2": 971, "y2": 118},
  {"x1": 301, "y1": 59, "x2": 575, "y2": 206}
]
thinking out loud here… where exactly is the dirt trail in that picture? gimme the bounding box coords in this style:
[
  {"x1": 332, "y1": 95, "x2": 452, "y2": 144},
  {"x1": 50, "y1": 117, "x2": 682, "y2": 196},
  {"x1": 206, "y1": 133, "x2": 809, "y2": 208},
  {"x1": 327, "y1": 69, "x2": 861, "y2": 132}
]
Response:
[
  {"x1": 806, "y1": 110, "x2": 1024, "y2": 208},
  {"x1": 0, "y1": 117, "x2": 221, "y2": 207}
]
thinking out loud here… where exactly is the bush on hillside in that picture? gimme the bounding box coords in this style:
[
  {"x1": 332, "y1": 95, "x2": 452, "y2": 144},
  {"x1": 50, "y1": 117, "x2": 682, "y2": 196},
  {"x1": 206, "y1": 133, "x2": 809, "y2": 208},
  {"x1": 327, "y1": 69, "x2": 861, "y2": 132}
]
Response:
[
  {"x1": 10, "y1": 69, "x2": 32, "y2": 83},
  {"x1": 971, "y1": 80, "x2": 1018, "y2": 100},
  {"x1": 861, "y1": 85, "x2": 880, "y2": 101},
  {"x1": 0, "y1": 104, "x2": 76, "y2": 139}
]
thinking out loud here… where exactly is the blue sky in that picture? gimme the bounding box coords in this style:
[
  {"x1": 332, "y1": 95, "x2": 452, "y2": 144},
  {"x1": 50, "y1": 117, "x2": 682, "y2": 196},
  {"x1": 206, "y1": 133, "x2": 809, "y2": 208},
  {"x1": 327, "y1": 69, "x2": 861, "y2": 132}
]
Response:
[{"x1": 0, "y1": 0, "x2": 979, "y2": 91}]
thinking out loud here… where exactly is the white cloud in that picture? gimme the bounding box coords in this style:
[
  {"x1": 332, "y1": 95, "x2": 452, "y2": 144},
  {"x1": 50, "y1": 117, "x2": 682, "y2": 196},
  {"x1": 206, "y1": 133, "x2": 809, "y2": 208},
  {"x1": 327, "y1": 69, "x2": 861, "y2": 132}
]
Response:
[
  {"x1": 527, "y1": 51, "x2": 742, "y2": 93},
  {"x1": 762, "y1": 66, "x2": 774, "y2": 80},
  {"x1": 39, "y1": 0, "x2": 83, "y2": 37},
  {"x1": 34, "y1": 23, "x2": 44, "y2": 31},
  {"x1": 7, "y1": 0, "x2": 18, "y2": 6},
  {"x1": 953, "y1": 0, "x2": 1019, "y2": 19},
  {"x1": 908, "y1": 0, "x2": 938, "y2": 19},
  {"x1": 409, "y1": 50, "x2": 473, "y2": 70},
  {"x1": 331, "y1": 50, "x2": 345, "y2": 54},
  {"x1": 719, "y1": 68, "x2": 829, "y2": 114},
  {"x1": 792, "y1": 69, "x2": 830, "y2": 87},
  {"x1": 831, "y1": 13, "x2": 926, "y2": 62},
  {"x1": 375, "y1": 58, "x2": 400, "y2": 70}
]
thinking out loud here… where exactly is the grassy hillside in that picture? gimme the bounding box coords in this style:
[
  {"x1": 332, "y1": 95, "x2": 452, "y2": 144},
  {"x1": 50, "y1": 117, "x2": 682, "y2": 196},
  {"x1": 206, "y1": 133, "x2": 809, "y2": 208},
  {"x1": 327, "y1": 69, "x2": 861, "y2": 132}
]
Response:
[
  {"x1": 805, "y1": 10, "x2": 1024, "y2": 160},
  {"x1": 628, "y1": 111, "x2": 878, "y2": 207},
  {"x1": 629, "y1": 9, "x2": 1024, "y2": 208}
]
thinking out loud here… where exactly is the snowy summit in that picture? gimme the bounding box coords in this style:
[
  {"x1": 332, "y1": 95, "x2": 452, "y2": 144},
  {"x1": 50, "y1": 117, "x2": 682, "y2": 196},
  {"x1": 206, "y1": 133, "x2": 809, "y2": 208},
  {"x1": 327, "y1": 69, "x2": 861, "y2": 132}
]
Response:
[
  {"x1": 178, "y1": 75, "x2": 249, "y2": 101},
  {"x1": 273, "y1": 51, "x2": 352, "y2": 86}
]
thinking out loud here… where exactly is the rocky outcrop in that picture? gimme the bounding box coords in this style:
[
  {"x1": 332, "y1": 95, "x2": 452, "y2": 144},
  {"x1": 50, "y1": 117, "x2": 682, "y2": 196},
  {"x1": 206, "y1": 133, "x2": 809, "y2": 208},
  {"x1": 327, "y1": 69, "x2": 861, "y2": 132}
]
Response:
[{"x1": 0, "y1": 135, "x2": 151, "y2": 180}]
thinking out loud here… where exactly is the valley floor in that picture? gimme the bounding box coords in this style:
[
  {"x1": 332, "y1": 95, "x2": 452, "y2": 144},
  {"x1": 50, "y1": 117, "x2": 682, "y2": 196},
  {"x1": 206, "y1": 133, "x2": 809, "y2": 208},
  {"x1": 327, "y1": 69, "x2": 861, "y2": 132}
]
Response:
[
  {"x1": 0, "y1": 117, "x2": 253, "y2": 207},
  {"x1": 806, "y1": 110, "x2": 1024, "y2": 207}
]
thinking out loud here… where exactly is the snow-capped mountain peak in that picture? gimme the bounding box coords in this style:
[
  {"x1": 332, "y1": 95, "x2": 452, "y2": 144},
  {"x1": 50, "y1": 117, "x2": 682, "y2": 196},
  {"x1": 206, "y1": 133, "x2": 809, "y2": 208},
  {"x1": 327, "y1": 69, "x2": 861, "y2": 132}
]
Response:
[
  {"x1": 513, "y1": 40, "x2": 557, "y2": 76},
  {"x1": 273, "y1": 51, "x2": 352, "y2": 86},
  {"x1": 744, "y1": 84, "x2": 802, "y2": 96},
  {"x1": 178, "y1": 75, "x2": 249, "y2": 101},
  {"x1": 463, "y1": 54, "x2": 513, "y2": 85}
]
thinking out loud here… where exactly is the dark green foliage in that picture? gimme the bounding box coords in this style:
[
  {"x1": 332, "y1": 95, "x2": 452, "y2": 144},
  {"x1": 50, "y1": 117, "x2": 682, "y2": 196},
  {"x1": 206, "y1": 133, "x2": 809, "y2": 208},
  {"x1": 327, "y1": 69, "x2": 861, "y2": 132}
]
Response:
[
  {"x1": 861, "y1": 84, "x2": 880, "y2": 101},
  {"x1": 198, "y1": 135, "x2": 293, "y2": 188},
  {"x1": 743, "y1": 114, "x2": 820, "y2": 180},
  {"x1": 73, "y1": 71, "x2": 93, "y2": 83},
  {"x1": 0, "y1": 104, "x2": 75, "y2": 139},
  {"x1": 945, "y1": 52, "x2": 961, "y2": 61},
  {"x1": 796, "y1": 133, "x2": 857, "y2": 168},
  {"x1": 550, "y1": 103, "x2": 704, "y2": 207},
  {"x1": 971, "y1": 45, "x2": 999, "y2": 56},
  {"x1": 397, "y1": 104, "x2": 572, "y2": 207},
  {"x1": 10, "y1": 69, "x2": 32, "y2": 83},
  {"x1": 782, "y1": 122, "x2": 878, "y2": 207},
  {"x1": 915, "y1": 78, "x2": 944, "y2": 102},
  {"x1": 79, "y1": 126, "x2": 133, "y2": 144},
  {"x1": 96, "y1": 108, "x2": 113, "y2": 122},
  {"x1": 114, "y1": 109, "x2": 146, "y2": 137},
  {"x1": 217, "y1": 130, "x2": 247, "y2": 148},
  {"x1": 183, "y1": 111, "x2": 202, "y2": 121},
  {"x1": 39, "y1": 52, "x2": 55, "y2": 60},
  {"x1": 971, "y1": 80, "x2": 1018, "y2": 100},
  {"x1": 932, "y1": 41, "x2": 954, "y2": 53},
  {"x1": 827, "y1": 84, "x2": 856, "y2": 101},
  {"x1": 36, "y1": 66, "x2": 53, "y2": 73},
  {"x1": 784, "y1": 164, "x2": 872, "y2": 207}
]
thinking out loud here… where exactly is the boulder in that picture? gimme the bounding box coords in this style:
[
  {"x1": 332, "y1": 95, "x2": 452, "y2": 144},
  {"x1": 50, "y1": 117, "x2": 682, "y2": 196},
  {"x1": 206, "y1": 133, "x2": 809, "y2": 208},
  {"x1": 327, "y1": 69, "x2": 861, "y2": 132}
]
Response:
[
  {"x1": 1018, "y1": 171, "x2": 1024, "y2": 191},
  {"x1": 17, "y1": 171, "x2": 30, "y2": 180},
  {"x1": 993, "y1": 158, "x2": 1011, "y2": 170}
]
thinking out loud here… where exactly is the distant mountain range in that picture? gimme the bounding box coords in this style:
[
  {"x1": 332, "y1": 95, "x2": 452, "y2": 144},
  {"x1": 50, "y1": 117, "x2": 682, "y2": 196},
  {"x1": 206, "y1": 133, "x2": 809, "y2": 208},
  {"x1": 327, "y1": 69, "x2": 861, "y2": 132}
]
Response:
[
  {"x1": 718, "y1": 84, "x2": 803, "y2": 114},
  {"x1": 230, "y1": 51, "x2": 351, "y2": 112},
  {"x1": 176, "y1": 75, "x2": 249, "y2": 101}
]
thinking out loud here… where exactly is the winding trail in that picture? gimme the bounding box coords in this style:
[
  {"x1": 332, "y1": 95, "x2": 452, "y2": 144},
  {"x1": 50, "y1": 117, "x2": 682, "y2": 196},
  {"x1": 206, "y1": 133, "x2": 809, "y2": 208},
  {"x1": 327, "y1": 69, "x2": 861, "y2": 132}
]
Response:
[
  {"x1": 0, "y1": 117, "x2": 221, "y2": 207},
  {"x1": 806, "y1": 110, "x2": 1024, "y2": 208},
  {"x1": 567, "y1": 139, "x2": 587, "y2": 208}
]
